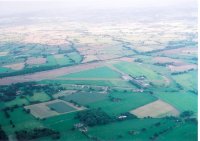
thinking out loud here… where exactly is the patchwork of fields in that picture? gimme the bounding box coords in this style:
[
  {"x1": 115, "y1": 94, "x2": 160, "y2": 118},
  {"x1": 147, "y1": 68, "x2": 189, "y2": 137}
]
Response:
[{"x1": 0, "y1": 17, "x2": 197, "y2": 141}]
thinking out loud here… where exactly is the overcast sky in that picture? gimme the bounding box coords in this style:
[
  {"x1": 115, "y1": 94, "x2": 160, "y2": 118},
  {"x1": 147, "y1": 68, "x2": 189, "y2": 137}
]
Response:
[
  {"x1": 0, "y1": 0, "x2": 197, "y2": 9},
  {"x1": 0, "y1": 0, "x2": 197, "y2": 18}
]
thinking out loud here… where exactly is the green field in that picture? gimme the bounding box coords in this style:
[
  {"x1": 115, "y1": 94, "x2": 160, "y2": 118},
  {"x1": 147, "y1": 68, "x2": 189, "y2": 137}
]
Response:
[
  {"x1": 54, "y1": 54, "x2": 73, "y2": 66},
  {"x1": 0, "y1": 18, "x2": 197, "y2": 141},
  {"x1": 109, "y1": 80, "x2": 137, "y2": 88},
  {"x1": 157, "y1": 122, "x2": 197, "y2": 141},
  {"x1": 67, "y1": 52, "x2": 82, "y2": 63},
  {"x1": 45, "y1": 55, "x2": 57, "y2": 66},
  {"x1": 171, "y1": 70, "x2": 198, "y2": 91},
  {"x1": 60, "y1": 66, "x2": 121, "y2": 78},
  {"x1": 89, "y1": 92, "x2": 157, "y2": 115},
  {"x1": 27, "y1": 92, "x2": 51, "y2": 102},
  {"x1": 0, "y1": 97, "x2": 29, "y2": 110},
  {"x1": 47, "y1": 102, "x2": 76, "y2": 113},
  {"x1": 40, "y1": 79, "x2": 135, "y2": 88},
  {"x1": 62, "y1": 92, "x2": 107, "y2": 105},
  {"x1": 43, "y1": 112, "x2": 88, "y2": 141},
  {"x1": 155, "y1": 91, "x2": 197, "y2": 116},
  {"x1": 114, "y1": 62, "x2": 163, "y2": 81},
  {"x1": 40, "y1": 79, "x2": 116, "y2": 86},
  {"x1": 62, "y1": 91, "x2": 157, "y2": 116},
  {"x1": 0, "y1": 108, "x2": 42, "y2": 135},
  {"x1": 0, "y1": 67, "x2": 12, "y2": 73},
  {"x1": 87, "y1": 118, "x2": 183, "y2": 141}
]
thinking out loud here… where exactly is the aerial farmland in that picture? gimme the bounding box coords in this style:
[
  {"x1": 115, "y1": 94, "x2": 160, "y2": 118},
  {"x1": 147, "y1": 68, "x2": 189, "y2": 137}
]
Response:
[{"x1": 0, "y1": 0, "x2": 198, "y2": 141}]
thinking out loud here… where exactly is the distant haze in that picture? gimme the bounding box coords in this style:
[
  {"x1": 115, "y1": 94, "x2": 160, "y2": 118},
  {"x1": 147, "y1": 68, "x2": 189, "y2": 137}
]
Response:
[{"x1": 0, "y1": 0, "x2": 197, "y2": 23}]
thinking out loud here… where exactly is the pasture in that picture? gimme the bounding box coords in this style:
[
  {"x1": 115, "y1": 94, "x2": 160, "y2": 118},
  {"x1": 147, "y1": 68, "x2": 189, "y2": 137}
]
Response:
[
  {"x1": 42, "y1": 112, "x2": 88, "y2": 141},
  {"x1": 60, "y1": 66, "x2": 121, "y2": 78},
  {"x1": 0, "y1": 67, "x2": 12, "y2": 73},
  {"x1": 157, "y1": 122, "x2": 197, "y2": 141},
  {"x1": 114, "y1": 62, "x2": 163, "y2": 81},
  {"x1": 3, "y1": 96, "x2": 29, "y2": 108},
  {"x1": 45, "y1": 55, "x2": 57, "y2": 66},
  {"x1": 67, "y1": 52, "x2": 82, "y2": 63},
  {"x1": 26, "y1": 92, "x2": 51, "y2": 102},
  {"x1": 0, "y1": 108, "x2": 42, "y2": 135},
  {"x1": 89, "y1": 91, "x2": 157, "y2": 115},
  {"x1": 54, "y1": 54, "x2": 73, "y2": 66},
  {"x1": 154, "y1": 91, "x2": 198, "y2": 116},
  {"x1": 171, "y1": 70, "x2": 197, "y2": 91},
  {"x1": 53, "y1": 90, "x2": 77, "y2": 98},
  {"x1": 40, "y1": 79, "x2": 116, "y2": 87},
  {"x1": 62, "y1": 92, "x2": 108, "y2": 105},
  {"x1": 87, "y1": 118, "x2": 179, "y2": 141}
]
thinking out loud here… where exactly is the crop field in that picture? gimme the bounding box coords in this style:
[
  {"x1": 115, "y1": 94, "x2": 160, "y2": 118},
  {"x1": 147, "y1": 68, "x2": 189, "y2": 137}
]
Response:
[
  {"x1": 47, "y1": 101, "x2": 77, "y2": 113},
  {"x1": 26, "y1": 57, "x2": 46, "y2": 65},
  {"x1": 3, "y1": 62, "x2": 25, "y2": 70},
  {"x1": 153, "y1": 57, "x2": 183, "y2": 65},
  {"x1": 168, "y1": 64, "x2": 197, "y2": 73},
  {"x1": 25, "y1": 101, "x2": 59, "y2": 119},
  {"x1": 130, "y1": 100, "x2": 179, "y2": 118},
  {"x1": 0, "y1": 3, "x2": 197, "y2": 141},
  {"x1": 159, "y1": 47, "x2": 198, "y2": 56},
  {"x1": 25, "y1": 99, "x2": 85, "y2": 119}
]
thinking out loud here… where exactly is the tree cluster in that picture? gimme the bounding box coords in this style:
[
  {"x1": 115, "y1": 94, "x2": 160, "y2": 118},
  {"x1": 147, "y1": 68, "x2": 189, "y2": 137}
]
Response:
[
  {"x1": 0, "y1": 82, "x2": 65, "y2": 102},
  {"x1": 75, "y1": 109, "x2": 113, "y2": 127},
  {"x1": 15, "y1": 128, "x2": 60, "y2": 141},
  {"x1": 0, "y1": 126, "x2": 8, "y2": 141}
]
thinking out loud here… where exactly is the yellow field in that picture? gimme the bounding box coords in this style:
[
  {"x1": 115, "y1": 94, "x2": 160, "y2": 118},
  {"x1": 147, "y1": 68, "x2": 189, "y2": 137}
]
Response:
[
  {"x1": 3, "y1": 63, "x2": 25, "y2": 70},
  {"x1": 130, "y1": 100, "x2": 179, "y2": 118}
]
